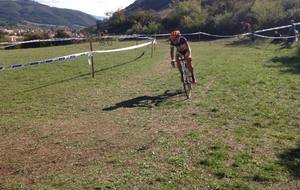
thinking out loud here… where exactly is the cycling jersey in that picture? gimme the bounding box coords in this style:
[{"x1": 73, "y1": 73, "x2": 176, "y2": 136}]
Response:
[{"x1": 170, "y1": 37, "x2": 189, "y2": 55}]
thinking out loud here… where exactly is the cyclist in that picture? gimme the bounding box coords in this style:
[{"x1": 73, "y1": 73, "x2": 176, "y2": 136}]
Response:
[{"x1": 170, "y1": 30, "x2": 196, "y2": 83}]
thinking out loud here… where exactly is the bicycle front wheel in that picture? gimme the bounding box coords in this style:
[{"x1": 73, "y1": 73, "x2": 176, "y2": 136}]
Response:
[{"x1": 183, "y1": 81, "x2": 192, "y2": 99}]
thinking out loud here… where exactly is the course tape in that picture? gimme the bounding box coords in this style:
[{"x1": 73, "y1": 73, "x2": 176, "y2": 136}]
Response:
[
  {"x1": 255, "y1": 23, "x2": 300, "y2": 34},
  {"x1": 0, "y1": 40, "x2": 154, "y2": 71},
  {"x1": 1, "y1": 37, "x2": 86, "y2": 48},
  {"x1": 1, "y1": 22, "x2": 299, "y2": 48},
  {"x1": 0, "y1": 52, "x2": 89, "y2": 71},
  {"x1": 254, "y1": 33, "x2": 298, "y2": 39},
  {"x1": 150, "y1": 23, "x2": 300, "y2": 39},
  {"x1": 93, "y1": 40, "x2": 153, "y2": 53},
  {"x1": 103, "y1": 35, "x2": 153, "y2": 41}
]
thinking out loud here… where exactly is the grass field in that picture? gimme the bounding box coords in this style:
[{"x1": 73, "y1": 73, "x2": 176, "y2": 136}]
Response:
[{"x1": 0, "y1": 38, "x2": 300, "y2": 190}]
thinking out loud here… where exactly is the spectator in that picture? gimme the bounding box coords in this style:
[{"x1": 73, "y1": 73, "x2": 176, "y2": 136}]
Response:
[
  {"x1": 287, "y1": 20, "x2": 298, "y2": 44},
  {"x1": 240, "y1": 21, "x2": 252, "y2": 34},
  {"x1": 240, "y1": 21, "x2": 255, "y2": 42},
  {"x1": 272, "y1": 31, "x2": 282, "y2": 44}
]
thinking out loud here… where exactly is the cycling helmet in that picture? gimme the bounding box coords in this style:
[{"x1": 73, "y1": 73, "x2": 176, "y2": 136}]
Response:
[{"x1": 170, "y1": 30, "x2": 181, "y2": 39}]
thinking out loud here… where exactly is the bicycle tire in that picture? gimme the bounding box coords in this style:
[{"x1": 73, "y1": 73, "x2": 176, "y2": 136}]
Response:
[
  {"x1": 183, "y1": 82, "x2": 192, "y2": 99},
  {"x1": 182, "y1": 61, "x2": 192, "y2": 99}
]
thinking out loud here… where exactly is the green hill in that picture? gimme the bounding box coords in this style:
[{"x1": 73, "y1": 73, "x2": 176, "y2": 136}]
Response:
[
  {"x1": 0, "y1": 0, "x2": 97, "y2": 27},
  {"x1": 125, "y1": 0, "x2": 172, "y2": 14},
  {"x1": 101, "y1": 0, "x2": 300, "y2": 35}
]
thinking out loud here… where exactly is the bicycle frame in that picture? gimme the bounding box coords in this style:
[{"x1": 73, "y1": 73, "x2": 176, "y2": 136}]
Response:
[{"x1": 178, "y1": 57, "x2": 192, "y2": 99}]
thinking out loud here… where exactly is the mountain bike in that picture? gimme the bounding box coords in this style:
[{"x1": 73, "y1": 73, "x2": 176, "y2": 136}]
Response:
[{"x1": 178, "y1": 57, "x2": 192, "y2": 99}]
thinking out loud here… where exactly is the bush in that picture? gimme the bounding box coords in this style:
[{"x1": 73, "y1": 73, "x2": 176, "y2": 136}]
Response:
[
  {"x1": 23, "y1": 32, "x2": 50, "y2": 41},
  {"x1": 165, "y1": 0, "x2": 207, "y2": 32},
  {"x1": 54, "y1": 29, "x2": 70, "y2": 38},
  {"x1": 252, "y1": 0, "x2": 286, "y2": 27}
]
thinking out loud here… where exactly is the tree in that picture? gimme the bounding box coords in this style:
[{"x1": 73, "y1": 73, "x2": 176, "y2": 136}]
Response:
[
  {"x1": 145, "y1": 21, "x2": 162, "y2": 34},
  {"x1": 0, "y1": 30, "x2": 9, "y2": 42},
  {"x1": 164, "y1": 0, "x2": 207, "y2": 32},
  {"x1": 252, "y1": 0, "x2": 285, "y2": 27},
  {"x1": 126, "y1": 10, "x2": 162, "y2": 34},
  {"x1": 54, "y1": 29, "x2": 70, "y2": 38},
  {"x1": 106, "y1": 10, "x2": 130, "y2": 34},
  {"x1": 0, "y1": 30, "x2": 4, "y2": 39},
  {"x1": 23, "y1": 32, "x2": 50, "y2": 41}
]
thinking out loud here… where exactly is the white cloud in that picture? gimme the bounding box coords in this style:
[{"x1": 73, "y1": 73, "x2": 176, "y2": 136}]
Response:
[{"x1": 35, "y1": 0, "x2": 135, "y2": 16}]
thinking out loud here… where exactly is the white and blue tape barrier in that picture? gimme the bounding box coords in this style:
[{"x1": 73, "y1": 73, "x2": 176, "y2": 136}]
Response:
[
  {"x1": 1, "y1": 22, "x2": 299, "y2": 48},
  {"x1": 1, "y1": 22, "x2": 299, "y2": 71},
  {"x1": 0, "y1": 37, "x2": 86, "y2": 49},
  {"x1": 0, "y1": 51, "x2": 89, "y2": 71},
  {"x1": 253, "y1": 33, "x2": 298, "y2": 39},
  {"x1": 151, "y1": 22, "x2": 300, "y2": 39},
  {"x1": 0, "y1": 39, "x2": 155, "y2": 71}
]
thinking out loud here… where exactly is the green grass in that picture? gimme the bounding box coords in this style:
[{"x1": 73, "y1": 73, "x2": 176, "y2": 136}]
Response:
[{"x1": 0, "y1": 39, "x2": 300, "y2": 190}]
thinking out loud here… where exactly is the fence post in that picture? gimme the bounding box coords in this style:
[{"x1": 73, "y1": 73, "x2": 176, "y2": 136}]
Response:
[
  {"x1": 151, "y1": 40, "x2": 155, "y2": 58},
  {"x1": 154, "y1": 33, "x2": 157, "y2": 51},
  {"x1": 89, "y1": 38, "x2": 95, "y2": 78}
]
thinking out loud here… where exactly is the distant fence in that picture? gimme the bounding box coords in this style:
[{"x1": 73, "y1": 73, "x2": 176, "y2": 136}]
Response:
[
  {"x1": 1, "y1": 22, "x2": 298, "y2": 49},
  {"x1": 0, "y1": 37, "x2": 87, "y2": 49},
  {"x1": 151, "y1": 22, "x2": 300, "y2": 39},
  {"x1": 1, "y1": 22, "x2": 299, "y2": 72},
  {"x1": 0, "y1": 38, "x2": 156, "y2": 73}
]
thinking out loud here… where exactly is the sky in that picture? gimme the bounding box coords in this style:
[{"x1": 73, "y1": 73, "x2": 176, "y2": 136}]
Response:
[{"x1": 35, "y1": 0, "x2": 136, "y2": 16}]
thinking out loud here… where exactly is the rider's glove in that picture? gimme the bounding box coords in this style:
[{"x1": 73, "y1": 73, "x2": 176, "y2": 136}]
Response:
[{"x1": 186, "y1": 57, "x2": 192, "y2": 62}]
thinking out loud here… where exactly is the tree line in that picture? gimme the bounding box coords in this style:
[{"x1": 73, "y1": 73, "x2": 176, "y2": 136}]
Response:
[{"x1": 94, "y1": 0, "x2": 300, "y2": 35}]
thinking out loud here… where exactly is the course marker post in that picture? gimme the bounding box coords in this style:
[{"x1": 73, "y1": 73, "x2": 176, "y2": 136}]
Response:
[
  {"x1": 89, "y1": 38, "x2": 95, "y2": 78},
  {"x1": 151, "y1": 40, "x2": 155, "y2": 58},
  {"x1": 154, "y1": 34, "x2": 157, "y2": 51}
]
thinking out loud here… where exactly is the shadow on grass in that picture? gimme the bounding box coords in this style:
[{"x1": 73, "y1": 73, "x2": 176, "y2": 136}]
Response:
[
  {"x1": 103, "y1": 90, "x2": 183, "y2": 111},
  {"x1": 16, "y1": 52, "x2": 145, "y2": 95},
  {"x1": 225, "y1": 38, "x2": 274, "y2": 50},
  {"x1": 268, "y1": 55, "x2": 300, "y2": 74},
  {"x1": 94, "y1": 52, "x2": 145, "y2": 73},
  {"x1": 225, "y1": 38, "x2": 254, "y2": 47},
  {"x1": 279, "y1": 146, "x2": 300, "y2": 178}
]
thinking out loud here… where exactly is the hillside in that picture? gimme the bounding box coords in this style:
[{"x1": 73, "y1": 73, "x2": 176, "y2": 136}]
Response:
[
  {"x1": 123, "y1": 0, "x2": 215, "y2": 15},
  {"x1": 124, "y1": 0, "x2": 172, "y2": 14},
  {"x1": 100, "y1": 0, "x2": 300, "y2": 35},
  {"x1": 0, "y1": 0, "x2": 97, "y2": 27}
]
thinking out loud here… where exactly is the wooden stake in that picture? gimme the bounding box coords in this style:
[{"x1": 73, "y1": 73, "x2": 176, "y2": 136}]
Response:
[
  {"x1": 151, "y1": 40, "x2": 154, "y2": 58},
  {"x1": 89, "y1": 38, "x2": 95, "y2": 78}
]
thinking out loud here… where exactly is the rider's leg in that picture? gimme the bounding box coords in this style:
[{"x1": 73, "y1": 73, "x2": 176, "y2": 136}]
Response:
[
  {"x1": 186, "y1": 57, "x2": 196, "y2": 83},
  {"x1": 176, "y1": 54, "x2": 183, "y2": 82}
]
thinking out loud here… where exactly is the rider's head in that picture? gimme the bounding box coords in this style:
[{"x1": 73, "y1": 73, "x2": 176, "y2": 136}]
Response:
[
  {"x1": 170, "y1": 30, "x2": 181, "y2": 41},
  {"x1": 291, "y1": 20, "x2": 295, "y2": 24}
]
